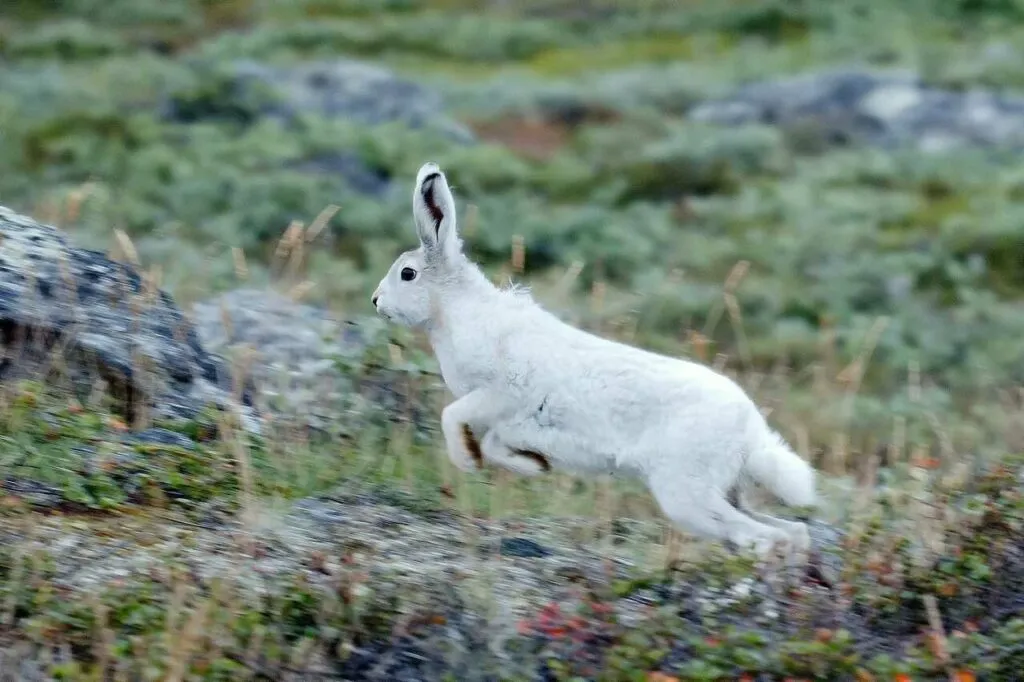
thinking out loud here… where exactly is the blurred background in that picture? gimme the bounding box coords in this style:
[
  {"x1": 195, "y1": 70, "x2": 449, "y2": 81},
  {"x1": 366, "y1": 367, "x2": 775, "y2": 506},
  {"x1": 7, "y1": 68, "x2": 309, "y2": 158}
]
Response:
[{"x1": 3, "y1": 0, "x2": 1024, "y2": 484}]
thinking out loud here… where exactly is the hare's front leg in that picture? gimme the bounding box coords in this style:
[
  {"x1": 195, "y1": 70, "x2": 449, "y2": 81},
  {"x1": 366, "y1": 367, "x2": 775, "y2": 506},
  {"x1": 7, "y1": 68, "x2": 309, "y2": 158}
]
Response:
[{"x1": 439, "y1": 389, "x2": 511, "y2": 473}]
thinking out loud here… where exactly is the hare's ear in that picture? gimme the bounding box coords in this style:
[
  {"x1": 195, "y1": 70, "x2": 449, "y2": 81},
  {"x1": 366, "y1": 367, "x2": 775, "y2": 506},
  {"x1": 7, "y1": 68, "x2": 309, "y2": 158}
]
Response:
[{"x1": 412, "y1": 162, "x2": 460, "y2": 263}]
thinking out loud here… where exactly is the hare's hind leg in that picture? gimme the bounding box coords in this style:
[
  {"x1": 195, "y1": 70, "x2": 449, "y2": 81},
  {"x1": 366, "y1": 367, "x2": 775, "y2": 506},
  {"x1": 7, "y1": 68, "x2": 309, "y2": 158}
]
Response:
[
  {"x1": 733, "y1": 488, "x2": 811, "y2": 559},
  {"x1": 480, "y1": 431, "x2": 550, "y2": 477},
  {"x1": 648, "y1": 476, "x2": 790, "y2": 561}
]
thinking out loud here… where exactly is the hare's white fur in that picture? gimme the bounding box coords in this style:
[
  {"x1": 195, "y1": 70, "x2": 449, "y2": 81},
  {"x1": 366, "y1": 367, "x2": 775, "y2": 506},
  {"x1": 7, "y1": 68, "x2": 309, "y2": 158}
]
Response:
[{"x1": 372, "y1": 162, "x2": 818, "y2": 563}]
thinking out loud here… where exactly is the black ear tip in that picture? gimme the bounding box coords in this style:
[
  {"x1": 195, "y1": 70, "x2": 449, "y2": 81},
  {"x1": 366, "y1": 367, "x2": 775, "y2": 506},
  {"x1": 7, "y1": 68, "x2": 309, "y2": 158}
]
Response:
[
  {"x1": 420, "y1": 171, "x2": 441, "y2": 193},
  {"x1": 420, "y1": 173, "x2": 445, "y2": 231},
  {"x1": 419, "y1": 171, "x2": 443, "y2": 209}
]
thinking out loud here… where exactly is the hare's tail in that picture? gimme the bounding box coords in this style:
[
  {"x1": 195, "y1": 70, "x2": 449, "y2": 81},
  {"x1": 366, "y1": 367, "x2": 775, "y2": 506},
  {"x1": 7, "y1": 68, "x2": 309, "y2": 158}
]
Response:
[{"x1": 743, "y1": 429, "x2": 816, "y2": 509}]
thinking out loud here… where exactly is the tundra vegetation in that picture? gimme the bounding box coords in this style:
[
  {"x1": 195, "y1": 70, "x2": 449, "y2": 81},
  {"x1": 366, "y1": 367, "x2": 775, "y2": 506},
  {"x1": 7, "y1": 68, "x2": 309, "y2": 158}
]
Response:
[{"x1": 0, "y1": 0, "x2": 1023, "y2": 679}]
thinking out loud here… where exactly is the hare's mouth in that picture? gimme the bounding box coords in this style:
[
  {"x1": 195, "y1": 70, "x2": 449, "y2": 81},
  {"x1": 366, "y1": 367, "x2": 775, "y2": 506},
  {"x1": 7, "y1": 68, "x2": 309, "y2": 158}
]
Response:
[{"x1": 420, "y1": 172, "x2": 444, "y2": 231}]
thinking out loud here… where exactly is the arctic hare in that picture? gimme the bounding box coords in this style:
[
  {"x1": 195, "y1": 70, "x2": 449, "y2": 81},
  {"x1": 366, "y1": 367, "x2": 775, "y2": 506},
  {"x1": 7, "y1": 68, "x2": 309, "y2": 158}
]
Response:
[{"x1": 372, "y1": 162, "x2": 817, "y2": 563}]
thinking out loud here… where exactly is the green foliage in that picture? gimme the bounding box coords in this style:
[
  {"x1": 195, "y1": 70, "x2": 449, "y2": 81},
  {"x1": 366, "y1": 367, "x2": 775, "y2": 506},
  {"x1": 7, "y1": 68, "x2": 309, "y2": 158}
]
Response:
[
  {"x1": 0, "y1": 381, "x2": 287, "y2": 514},
  {"x1": 575, "y1": 119, "x2": 791, "y2": 202},
  {"x1": 0, "y1": 19, "x2": 129, "y2": 60}
]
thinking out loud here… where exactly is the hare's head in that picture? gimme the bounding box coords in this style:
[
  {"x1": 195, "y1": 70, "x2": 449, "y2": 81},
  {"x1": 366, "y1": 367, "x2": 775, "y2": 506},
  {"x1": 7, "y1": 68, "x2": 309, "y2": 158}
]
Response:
[{"x1": 372, "y1": 162, "x2": 466, "y2": 328}]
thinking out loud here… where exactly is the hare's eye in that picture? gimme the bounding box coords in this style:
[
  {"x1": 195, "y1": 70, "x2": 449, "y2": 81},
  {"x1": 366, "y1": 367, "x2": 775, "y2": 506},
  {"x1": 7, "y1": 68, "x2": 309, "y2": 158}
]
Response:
[{"x1": 400, "y1": 267, "x2": 417, "y2": 282}]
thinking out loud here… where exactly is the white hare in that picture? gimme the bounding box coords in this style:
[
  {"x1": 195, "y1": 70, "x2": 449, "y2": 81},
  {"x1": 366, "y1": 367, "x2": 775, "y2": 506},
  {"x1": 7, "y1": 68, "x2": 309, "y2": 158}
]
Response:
[{"x1": 372, "y1": 162, "x2": 817, "y2": 563}]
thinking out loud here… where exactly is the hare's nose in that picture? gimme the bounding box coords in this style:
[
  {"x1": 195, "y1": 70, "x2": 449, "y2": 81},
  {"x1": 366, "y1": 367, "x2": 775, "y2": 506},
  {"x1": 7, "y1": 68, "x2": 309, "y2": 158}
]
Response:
[{"x1": 371, "y1": 290, "x2": 380, "y2": 307}]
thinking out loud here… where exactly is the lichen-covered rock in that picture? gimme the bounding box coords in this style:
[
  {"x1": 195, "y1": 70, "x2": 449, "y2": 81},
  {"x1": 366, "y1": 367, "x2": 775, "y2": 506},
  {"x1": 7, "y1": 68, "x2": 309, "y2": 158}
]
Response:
[
  {"x1": 0, "y1": 205, "x2": 258, "y2": 430},
  {"x1": 689, "y1": 67, "x2": 1024, "y2": 152}
]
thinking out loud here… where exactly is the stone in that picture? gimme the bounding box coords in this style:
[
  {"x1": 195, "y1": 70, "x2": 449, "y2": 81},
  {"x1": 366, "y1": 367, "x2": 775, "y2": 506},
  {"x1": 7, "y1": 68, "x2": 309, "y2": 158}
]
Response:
[
  {"x1": 859, "y1": 83, "x2": 922, "y2": 121},
  {"x1": 189, "y1": 288, "x2": 360, "y2": 429},
  {"x1": 499, "y1": 537, "x2": 552, "y2": 559},
  {"x1": 124, "y1": 427, "x2": 198, "y2": 449},
  {"x1": 0, "y1": 205, "x2": 258, "y2": 432},
  {"x1": 163, "y1": 58, "x2": 475, "y2": 145},
  {"x1": 189, "y1": 287, "x2": 430, "y2": 438},
  {"x1": 689, "y1": 67, "x2": 1024, "y2": 152},
  {"x1": 285, "y1": 150, "x2": 392, "y2": 197},
  {"x1": 160, "y1": 58, "x2": 474, "y2": 199},
  {"x1": 243, "y1": 60, "x2": 471, "y2": 137}
]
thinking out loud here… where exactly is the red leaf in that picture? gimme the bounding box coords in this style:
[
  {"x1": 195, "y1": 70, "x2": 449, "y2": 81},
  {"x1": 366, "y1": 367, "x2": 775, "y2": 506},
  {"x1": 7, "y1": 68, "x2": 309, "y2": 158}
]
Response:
[{"x1": 646, "y1": 673, "x2": 679, "y2": 682}]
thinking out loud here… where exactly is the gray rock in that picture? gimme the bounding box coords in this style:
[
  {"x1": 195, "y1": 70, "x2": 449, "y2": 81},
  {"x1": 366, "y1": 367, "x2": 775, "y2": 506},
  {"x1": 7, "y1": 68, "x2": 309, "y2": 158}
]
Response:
[
  {"x1": 0, "y1": 477, "x2": 65, "y2": 510},
  {"x1": 689, "y1": 67, "x2": 1024, "y2": 152},
  {"x1": 159, "y1": 58, "x2": 473, "y2": 198},
  {"x1": 189, "y1": 288, "x2": 360, "y2": 426},
  {"x1": 807, "y1": 518, "x2": 845, "y2": 582},
  {"x1": 229, "y1": 59, "x2": 475, "y2": 143},
  {"x1": 0, "y1": 205, "x2": 258, "y2": 432},
  {"x1": 190, "y1": 288, "x2": 430, "y2": 438},
  {"x1": 285, "y1": 150, "x2": 392, "y2": 197},
  {"x1": 158, "y1": 56, "x2": 480, "y2": 156},
  {"x1": 190, "y1": 288, "x2": 363, "y2": 372},
  {"x1": 123, "y1": 427, "x2": 197, "y2": 449},
  {"x1": 499, "y1": 537, "x2": 552, "y2": 559}
]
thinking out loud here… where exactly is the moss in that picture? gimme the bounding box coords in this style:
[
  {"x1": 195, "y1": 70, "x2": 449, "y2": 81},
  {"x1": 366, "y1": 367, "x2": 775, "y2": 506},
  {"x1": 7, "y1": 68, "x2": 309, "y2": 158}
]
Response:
[{"x1": 526, "y1": 35, "x2": 702, "y2": 76}]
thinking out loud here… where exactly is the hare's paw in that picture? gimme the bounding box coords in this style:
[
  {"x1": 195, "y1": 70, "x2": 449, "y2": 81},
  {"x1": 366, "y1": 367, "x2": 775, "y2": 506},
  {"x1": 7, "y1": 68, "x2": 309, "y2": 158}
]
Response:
[
  {"x1": 453, "y1": 424, "x2": 485, "y2": 472},
  {"x1": 439, "y1": 389, "x2": 516, "y2": 473},
  {"x1": 440, "y1": 413, "x2": 484, "y2": 472}
]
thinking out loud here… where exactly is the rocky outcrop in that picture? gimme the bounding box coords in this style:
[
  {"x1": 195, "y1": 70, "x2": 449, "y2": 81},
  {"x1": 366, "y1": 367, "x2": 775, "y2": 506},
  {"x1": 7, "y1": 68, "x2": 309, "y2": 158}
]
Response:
[
  {"x1": 0, "y1": 205, "x2": 258, "y2": 431},
  {"x1": 689, "y1": 67, "x2": 1024, "y2": 153}
]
